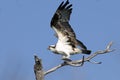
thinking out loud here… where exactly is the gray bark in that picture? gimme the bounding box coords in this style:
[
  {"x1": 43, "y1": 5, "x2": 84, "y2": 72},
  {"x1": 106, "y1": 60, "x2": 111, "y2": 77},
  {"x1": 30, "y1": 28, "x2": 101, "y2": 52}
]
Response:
[{"x1": 34, "y1": 55, "x2": 44, "y2": 80}]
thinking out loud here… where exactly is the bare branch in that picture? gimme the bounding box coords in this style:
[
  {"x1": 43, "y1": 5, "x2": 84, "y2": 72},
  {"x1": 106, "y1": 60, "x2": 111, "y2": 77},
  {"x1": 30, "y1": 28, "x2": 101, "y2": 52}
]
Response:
[
  {"x1": 44, "y1": 56, "x2": 85, "y2": 75},
  {"x1": 44, "y1": 62, "x2": 67, "y2": 75},
  {"x1": 34, "y1": 55, "x2": 44, "y2": 80},
  {"x1": 45, "y1": 41, "x2": 114, "y2": 75},
  {"x1": 87, "y1": 60, "x2": 102, "y2": 64}
]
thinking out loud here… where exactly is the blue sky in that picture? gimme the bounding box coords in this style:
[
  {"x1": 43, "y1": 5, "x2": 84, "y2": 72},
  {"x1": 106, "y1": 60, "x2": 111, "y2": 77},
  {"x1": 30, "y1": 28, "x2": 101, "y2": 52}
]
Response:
[{"x1": 0, "y1": 0, "x2": 120, "y2": 80}]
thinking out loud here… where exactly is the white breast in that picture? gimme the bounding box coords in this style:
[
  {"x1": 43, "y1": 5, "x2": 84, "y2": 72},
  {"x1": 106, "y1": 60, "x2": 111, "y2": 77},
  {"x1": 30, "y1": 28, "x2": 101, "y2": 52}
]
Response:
[
  {"x1": 56, "y1": 39, "x2": 73, "y2": 55},
  {"x1": 52, "y1": 26, "x2": 75, "y2": 55}
]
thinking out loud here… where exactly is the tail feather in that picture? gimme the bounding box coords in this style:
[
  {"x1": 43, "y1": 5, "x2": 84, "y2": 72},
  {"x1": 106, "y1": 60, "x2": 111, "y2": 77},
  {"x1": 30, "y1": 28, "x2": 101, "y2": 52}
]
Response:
[
  {"x1": 76, "y1": 39, "x2": 87, "y2": 50},
  {"x1": 81, "y1": 49, "x2": 91, "y2": 55}
]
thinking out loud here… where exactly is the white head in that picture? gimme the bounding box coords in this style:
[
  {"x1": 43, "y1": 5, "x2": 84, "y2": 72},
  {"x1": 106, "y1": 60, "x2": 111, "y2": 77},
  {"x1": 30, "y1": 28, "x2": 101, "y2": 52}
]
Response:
[{"x1": 48, "y1": 45, "x2": 57, "y2": 53}]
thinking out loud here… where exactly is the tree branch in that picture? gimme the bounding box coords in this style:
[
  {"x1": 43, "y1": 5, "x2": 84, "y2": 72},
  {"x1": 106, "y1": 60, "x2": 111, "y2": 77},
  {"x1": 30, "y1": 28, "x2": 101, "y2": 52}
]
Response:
[
  {"x1": 44, "y1": 41, "x2": 114, "y2": 75},
  {"x1": 44, "y1": 62, "x2": 67, "y2": 75},
  {"x1": 44, "y1": 56, "x2": 85, "y2": 75}
]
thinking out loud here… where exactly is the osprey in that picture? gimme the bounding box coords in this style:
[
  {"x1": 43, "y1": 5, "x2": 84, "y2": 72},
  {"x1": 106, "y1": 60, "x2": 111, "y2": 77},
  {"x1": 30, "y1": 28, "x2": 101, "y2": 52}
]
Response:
[{"x1": 48, "y1": 0, "x2": 91, "y2": 60}]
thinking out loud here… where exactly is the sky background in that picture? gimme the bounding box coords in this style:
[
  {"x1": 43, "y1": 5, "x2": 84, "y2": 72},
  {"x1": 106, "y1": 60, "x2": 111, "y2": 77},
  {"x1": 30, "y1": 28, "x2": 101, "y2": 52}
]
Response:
[{"x1": 0, "y1": 0, "x2": 120, "y2": 80}]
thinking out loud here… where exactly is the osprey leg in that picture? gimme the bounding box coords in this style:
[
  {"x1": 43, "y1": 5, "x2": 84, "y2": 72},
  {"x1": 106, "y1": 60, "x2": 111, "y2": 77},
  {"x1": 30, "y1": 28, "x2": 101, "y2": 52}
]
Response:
[{"x1": 62, "y1": 54, "x2": 71, "y2": 61}]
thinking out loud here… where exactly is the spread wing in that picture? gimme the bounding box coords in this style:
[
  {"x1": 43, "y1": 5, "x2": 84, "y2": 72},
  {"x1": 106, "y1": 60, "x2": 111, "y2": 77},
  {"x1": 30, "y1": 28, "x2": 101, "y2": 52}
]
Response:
[{"x1": 50, "y1": 0, "x2": 87, "y2": 49}]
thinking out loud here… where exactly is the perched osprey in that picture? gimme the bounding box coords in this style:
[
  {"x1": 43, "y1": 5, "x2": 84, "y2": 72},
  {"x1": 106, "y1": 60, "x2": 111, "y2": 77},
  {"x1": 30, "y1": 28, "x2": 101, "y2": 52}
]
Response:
[{"x1": 48, "y1": 0, "x2": 91, "y2": 60}]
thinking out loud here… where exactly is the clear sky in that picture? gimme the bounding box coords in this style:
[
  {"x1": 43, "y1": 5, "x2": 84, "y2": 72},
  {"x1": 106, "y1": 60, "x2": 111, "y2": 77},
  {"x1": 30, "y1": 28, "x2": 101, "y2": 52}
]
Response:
[{"x1": 0, "y1": 0, "x2": 120, "y2": 80}]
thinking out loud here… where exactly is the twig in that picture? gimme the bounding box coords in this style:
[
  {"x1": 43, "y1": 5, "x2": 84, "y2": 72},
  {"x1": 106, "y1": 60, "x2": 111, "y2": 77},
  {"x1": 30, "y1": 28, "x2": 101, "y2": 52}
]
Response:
[{"x1": 44, "y1": 41, "x2": 114, "y2": 75}]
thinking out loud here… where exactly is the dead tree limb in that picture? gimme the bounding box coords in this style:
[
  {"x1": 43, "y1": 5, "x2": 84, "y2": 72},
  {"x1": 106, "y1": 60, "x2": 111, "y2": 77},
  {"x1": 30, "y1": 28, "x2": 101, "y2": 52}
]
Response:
[
  {"x1": 44, "y1": 41, "x2": 114, "y2": 75},
  {"x1": 34, "y1": 55, "x2": 44, "y2": 80}
]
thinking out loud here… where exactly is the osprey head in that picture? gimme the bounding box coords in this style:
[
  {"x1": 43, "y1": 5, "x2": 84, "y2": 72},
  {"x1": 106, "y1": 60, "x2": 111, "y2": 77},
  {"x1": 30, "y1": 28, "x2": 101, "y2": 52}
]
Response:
[{"x1": 48, "y1": 45, "x2": 57, "y2": 53}]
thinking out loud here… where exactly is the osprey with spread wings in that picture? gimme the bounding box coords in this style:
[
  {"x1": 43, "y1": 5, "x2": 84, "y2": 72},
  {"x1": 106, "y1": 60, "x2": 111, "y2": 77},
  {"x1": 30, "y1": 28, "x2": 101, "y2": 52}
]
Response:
[{"x1": 48, "y1": 0, "x2": 91, "y2": 60}]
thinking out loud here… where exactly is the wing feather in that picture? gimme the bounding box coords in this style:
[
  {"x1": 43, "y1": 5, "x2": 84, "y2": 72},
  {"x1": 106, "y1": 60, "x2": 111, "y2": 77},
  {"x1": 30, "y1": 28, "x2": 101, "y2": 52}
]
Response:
[{"x1": 50, "y1": 0, "x2": 87, "y2": 50}]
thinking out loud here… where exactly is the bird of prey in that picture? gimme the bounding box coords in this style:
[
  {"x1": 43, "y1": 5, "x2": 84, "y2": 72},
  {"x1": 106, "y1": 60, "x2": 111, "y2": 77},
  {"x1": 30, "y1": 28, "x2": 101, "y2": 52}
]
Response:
[{"x1": 48, "y1": 0, "x2": 91, "y2": 61}]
